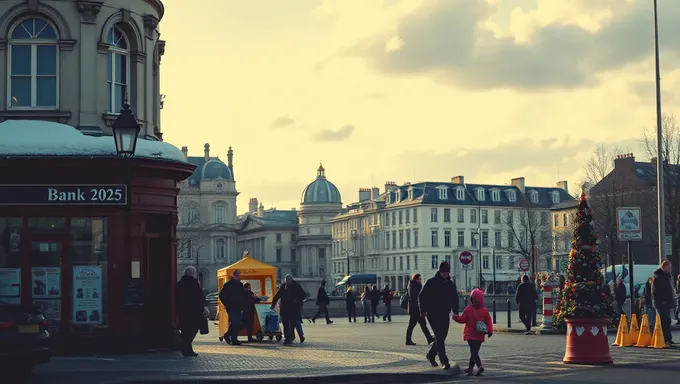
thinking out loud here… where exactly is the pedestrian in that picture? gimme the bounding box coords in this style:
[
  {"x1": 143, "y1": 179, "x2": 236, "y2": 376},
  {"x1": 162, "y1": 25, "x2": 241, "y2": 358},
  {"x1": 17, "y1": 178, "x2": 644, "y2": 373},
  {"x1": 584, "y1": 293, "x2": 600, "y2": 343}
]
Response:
[
  {"x1": 271, "y1": 274, "x2": 307, "y2": 345},
  {"x1": 294, "y1": 299, "x2": 306, "y2": 344},
  {"x1": 675, "y1": 273, "x2": 680, "y2": 325},
  {"x1": 419, "y1": 261, "x2": 460, "y2": 370},
  {"x1": 243, "y1": 282, "x2": 261, "y2": 342},
  {"x1": 405, "y1": 273, "x2": 434, "y2": 346},
  {"x1": 361, "y1": 286, "x2": 372, "y2": 323},
  {"x1": 614, "y1": 279, "x2": 627, "y2": 316},
  {"x1": 345, "y1": 286, "x2": 357, "y2": 322},
  {"x1": 310, "y1": 280, "x2": 333, "y2": 324},
  {"x1": 175, "y1": 266, "x2": 205, "y2": 357},
  {"x1": 641, "y1": 277, "x2": 656, "y2": 331},
  {"x1": 515, "y1": 275, "x2": 537, "y2": 335},
  {"x1": 382, "y1": 284, "x2": 394, "y2": 322},
  {"x1": 370, "y1": 285, "x2": 380, "y2": 322},
  {"x1": 651, "y1": 260, "x2": 675, "y2": 347},
  {"x1": 219, "y1": 269, "x2": 247, "y2": 346},
  {"x1": 453, "y1": 288, "x2": 493, "y2": 376}
]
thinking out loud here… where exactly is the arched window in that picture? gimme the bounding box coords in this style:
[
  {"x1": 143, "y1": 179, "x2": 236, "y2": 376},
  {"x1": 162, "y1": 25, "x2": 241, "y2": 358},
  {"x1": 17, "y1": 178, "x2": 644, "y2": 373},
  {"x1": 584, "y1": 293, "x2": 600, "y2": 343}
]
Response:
[
  {"x1": 8, "y1": 17, "x2": 58, "y2": 108},
  {"x1": 215, "y1": 238, "x2": 225, "y2": 259},
  {"x1": 106, "y1": 25, "x2": 129, "y2": 113}
]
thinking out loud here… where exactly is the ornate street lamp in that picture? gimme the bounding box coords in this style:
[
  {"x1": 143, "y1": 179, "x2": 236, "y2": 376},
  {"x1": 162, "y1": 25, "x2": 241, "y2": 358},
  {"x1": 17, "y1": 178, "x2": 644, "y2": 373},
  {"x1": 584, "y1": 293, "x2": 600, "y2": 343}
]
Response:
[{"x1": 112, "y1": 103, "x2": 141, "y2": 158}]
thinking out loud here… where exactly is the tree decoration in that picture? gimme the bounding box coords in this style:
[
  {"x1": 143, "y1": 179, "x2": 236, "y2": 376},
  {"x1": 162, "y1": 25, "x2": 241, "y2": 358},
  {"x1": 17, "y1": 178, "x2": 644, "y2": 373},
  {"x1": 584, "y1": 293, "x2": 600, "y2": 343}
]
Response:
[{"x1": 554, "y1": 193, "x2": 614, "y2": 326}]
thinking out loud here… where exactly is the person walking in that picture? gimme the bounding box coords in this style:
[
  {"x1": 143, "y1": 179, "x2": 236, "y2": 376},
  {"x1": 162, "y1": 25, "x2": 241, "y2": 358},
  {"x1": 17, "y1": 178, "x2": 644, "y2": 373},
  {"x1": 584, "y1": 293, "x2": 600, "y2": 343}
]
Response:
[
  {"x1": 219, "y1": 269, "x2": 247, "y2": 346},
  {"x1": 176, "y1": 266, "x2": 205, "y2": 357},
  {"x1": 453, "y1": 288, "x2": 493, "y2": 376},
  {"x1": 382, "y1": 284, "x2": 394, "y2": 322},
  {"x1": 310, "y1": 281, "x2": 333, "y2": 324},
  {"x1": 294, "y1": 299, "x2": 306, "y2": 343},
  {"x1": 345, "y1": 286, "x2": 357, "y2": 322},
  {"x1": 675, "y1": 273, "x2": 680, "y2": 325},
  {"x1": 243, "y1": 282, "x2": 262, "y2": 342},
  {"x1": 515, "y1": 275, "x2": 537, "y2": 335},
  {"x1": 614, "y1": 279, "x2": 627, "y2": 316},
  {"x1": 370, "y1": 285, "x2": 380, "y2": 322},
  {"x1": 419, "y1": 261, "x2": 459, "y2": 370},
  {"x1": 361, "y1": 286, "x2": 372, "y2": 323},
  {"x1": 641, "y1": 277, "x2": 656, "y2": 331},
  {"x1": 271, "y1": 274, "x2": 307, "y2": 345},
  {"x1": 405, "y1": 273, "x2": 434, "y2": 346},
  {"x1": 652, "y1": 260, "x2": 675, "y2": 347}
]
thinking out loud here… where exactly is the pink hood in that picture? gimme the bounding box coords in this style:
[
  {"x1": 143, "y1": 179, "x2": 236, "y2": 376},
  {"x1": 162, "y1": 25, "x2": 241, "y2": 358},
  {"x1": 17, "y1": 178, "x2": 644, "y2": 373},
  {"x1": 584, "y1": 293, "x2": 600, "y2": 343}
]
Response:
[{"x1": 470, "y1": 288, "x2": 485, "y2": 308}]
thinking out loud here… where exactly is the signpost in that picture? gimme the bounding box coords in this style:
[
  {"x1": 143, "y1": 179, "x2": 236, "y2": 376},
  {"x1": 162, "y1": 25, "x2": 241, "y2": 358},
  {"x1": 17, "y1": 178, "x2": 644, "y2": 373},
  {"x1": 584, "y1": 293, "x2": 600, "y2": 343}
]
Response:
[
  {"x1": 616, "y1": 207, "x2": 641, "y2": 316},
  {"x1": 519, "y1": 259, "x2": 530, "y2": 272},
  {"x1": 460, "y1": 251, "x2": 473, "y2": 292}
]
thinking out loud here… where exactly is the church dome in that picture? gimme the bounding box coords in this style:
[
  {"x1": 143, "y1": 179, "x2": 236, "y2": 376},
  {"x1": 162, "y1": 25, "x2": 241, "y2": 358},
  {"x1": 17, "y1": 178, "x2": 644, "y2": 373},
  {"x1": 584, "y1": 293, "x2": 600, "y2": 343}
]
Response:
[
  {"x1": 301, "y1": 164, "x2": 341, "y2": 204},
  {"x1": 201, "y1": 159, "x2": 233, "y2": 180}
]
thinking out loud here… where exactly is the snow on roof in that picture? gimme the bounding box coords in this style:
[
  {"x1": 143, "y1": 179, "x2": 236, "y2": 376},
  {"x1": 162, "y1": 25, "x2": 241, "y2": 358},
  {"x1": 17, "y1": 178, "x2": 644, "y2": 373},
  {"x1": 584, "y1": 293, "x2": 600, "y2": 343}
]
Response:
[{"x1": 0, "y1": 120, "x2": 186, "y2": 162}]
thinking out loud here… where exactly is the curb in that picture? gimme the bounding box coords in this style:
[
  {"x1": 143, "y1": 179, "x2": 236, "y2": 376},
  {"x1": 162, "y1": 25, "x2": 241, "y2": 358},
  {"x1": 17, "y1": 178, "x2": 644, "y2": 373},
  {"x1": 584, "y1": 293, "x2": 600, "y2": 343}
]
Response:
[{"x1": 494, "y1": 326, "x2": 563, "y2": 335}]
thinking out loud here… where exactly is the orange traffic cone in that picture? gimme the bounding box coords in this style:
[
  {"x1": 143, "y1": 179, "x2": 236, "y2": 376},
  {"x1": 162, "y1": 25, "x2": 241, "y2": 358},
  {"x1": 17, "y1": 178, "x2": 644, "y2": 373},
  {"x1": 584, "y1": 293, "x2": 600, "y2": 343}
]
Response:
[
  {"x1": 635, "y1": 314, "x2": 653, "y2": 347},
  {"x1": 649, "y1": 313, "x2": 668, "y2": 349},
  {"x1": 612, "y1": 314, "x2": 628, "y2": 346},
  {"x1": 626, "y1": 313, "x2": 639, "y2": 347}
]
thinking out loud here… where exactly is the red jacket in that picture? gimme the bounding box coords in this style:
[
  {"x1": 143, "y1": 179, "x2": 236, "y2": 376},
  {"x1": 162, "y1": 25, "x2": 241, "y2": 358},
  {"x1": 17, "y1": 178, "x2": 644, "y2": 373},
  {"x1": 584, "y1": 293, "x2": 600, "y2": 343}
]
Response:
[{"x1": 452, "y1": 288, "x2": 493, "y2": 342}]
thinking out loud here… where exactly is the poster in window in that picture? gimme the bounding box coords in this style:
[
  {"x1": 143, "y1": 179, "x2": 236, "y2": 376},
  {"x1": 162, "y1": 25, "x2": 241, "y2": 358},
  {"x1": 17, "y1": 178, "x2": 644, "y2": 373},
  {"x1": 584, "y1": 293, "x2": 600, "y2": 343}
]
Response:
[
  {"x1": 9, "y1": 228, "x2": 20, "y2": 252},
  {"x1": 32, "y1": 267, "x2": 61, "y2": 298},
  {"x1": 72, "y1": 266, "x2": 103, "y2": 324},
  {"x1": 0, "y1": 268, "x2": 21, "y2": 304}
]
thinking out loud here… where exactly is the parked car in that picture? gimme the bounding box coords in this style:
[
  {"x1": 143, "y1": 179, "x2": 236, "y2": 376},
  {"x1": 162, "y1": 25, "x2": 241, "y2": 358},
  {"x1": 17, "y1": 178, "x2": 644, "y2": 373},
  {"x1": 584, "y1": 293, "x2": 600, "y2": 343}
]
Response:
[
  {"x1": 0, "y1": 300, "x2": 51, "y2": 376},
  {"x1": 205, "y1": 292, "x2": 219, "y2": 321}
]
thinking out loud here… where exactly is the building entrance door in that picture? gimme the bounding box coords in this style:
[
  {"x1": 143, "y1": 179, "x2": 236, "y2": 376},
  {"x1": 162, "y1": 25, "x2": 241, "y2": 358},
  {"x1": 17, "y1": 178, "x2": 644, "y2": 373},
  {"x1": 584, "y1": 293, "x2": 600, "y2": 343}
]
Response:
[{"x1": 29, "y1": 239, "x2": 66, "y2": 336}]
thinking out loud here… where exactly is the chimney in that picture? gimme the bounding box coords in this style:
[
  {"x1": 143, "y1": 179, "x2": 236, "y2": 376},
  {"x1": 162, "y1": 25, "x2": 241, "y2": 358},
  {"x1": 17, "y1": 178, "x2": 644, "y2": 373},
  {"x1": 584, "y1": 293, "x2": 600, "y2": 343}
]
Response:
[
  {"x1": 204, "y1": 143, "x2": 210, "y2": 161},
  {"x1": 556, "y1": 180, "x2": 568, "y2": 194},
  {"x1": 258, "y1": 203, "x2": 264, "y2": 217},
  {"x1": 359, "y1": 188, "x2": 371, "y2": 202},
  {"x1": 181, "y1": 146, "x2": 188, "y2": 160},
  {"x1": 614, "y1": 153, "x2": 635, "y2": 170},
  {"x1": 371, "y1": 187, "x2": 380, "y2": 199},
  {"x1": 451, "y1": 175, "x2": 464, "y2": 184},
  {"x1": 511, "y1": 177, "x2": 525, "y2": 194},
  {"x1": 227, "y1": 146, "x2": 234, "y2": 169},
  {"x1": 248, "y1": 198, "x2": 258, "y2": 214},
  {"x1": 384, "y1": 181, "x2": 397, "y2": 193}
]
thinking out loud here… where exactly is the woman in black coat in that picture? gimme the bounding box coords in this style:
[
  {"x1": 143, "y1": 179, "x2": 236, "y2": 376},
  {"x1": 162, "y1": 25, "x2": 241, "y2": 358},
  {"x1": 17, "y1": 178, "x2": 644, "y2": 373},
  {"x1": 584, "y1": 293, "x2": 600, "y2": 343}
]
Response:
[
  {"x1": 405, "y1": 273, "x2": 434, "y2": 345},
  {"x1": 176, "y1": 266, "x2": 205, "y2": 357}
]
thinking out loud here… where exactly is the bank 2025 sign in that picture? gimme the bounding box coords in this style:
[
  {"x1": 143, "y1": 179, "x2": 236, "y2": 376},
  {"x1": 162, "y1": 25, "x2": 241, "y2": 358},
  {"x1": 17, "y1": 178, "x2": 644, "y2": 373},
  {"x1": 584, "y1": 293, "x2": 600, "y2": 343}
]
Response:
[{"x1": 0, "y1": 184, "x2": 127, "y2": 206}]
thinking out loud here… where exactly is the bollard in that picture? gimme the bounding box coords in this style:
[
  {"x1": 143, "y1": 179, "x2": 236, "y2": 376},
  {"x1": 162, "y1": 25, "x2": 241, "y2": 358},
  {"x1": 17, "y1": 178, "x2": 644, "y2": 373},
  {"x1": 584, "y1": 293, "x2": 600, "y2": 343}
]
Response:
[
  {"x1": 492, "y1": 299, "x2": 497, "y2": 324},
  {"x1": 540, "y1": 282, "x2": 557, "y2": 329},
  {"x1": 506, "y1": 299, "x2": 511, "y2": 328}
]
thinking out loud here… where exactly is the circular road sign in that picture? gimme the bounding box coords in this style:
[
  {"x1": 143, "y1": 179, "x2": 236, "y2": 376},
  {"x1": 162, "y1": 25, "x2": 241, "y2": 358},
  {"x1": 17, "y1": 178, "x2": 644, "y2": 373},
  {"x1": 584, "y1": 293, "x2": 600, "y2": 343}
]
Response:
[
  {"x1": 519, "y1": 259, "x2": 530, "y2": 272},
  {"x1": 459, "y1": 251, "x2": 473, "y2": 265}
]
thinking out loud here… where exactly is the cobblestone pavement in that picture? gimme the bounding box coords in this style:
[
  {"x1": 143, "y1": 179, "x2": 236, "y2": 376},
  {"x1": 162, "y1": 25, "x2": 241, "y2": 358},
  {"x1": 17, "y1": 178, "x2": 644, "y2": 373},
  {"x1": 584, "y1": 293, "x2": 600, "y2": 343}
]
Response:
[{"x1": 29, "y1": 315, "x2": 680, "y2": 383}]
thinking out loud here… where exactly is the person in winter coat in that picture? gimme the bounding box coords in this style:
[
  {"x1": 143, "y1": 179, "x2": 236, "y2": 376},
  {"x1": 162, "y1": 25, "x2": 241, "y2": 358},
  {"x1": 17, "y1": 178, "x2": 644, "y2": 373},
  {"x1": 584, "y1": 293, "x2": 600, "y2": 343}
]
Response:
[
  {"x1": 641, "y1": 277, "x2": 656, "y2": 331},
  {"x1": 382, "y1": 285, "x2": 394, "y2": 322},
  {"x1": 675, "y1": 274, "x2": 680, "y2": 325},
  {"x1": 243, "y1": 282, "x2": 262, "y2": 342},
  {"x1": 361, "y1": 286, "x2": 372, "y2": 323},
  {"x1": 345, "y1": 286, "x2": 357, "y2": 322},
  {"x1": 176, "y1": 266, "x2": 205, "y2": 357},
  {"x1": 652, "y1": 260, "x2": 675, "y2": 346},
  {"x1": 614, "y1": 280, "x2": 627, "y2": 315},
  {"x1": 370, "y1": 285, "x2": 380, "y2": 321},
  {"x1": 515, "y1": 275, "x2": 538, "y2": 335},
  {"x1": 419, "y1": 261, "x2": 460, "y2": 370},
  {"x1": 405, "y1": 273, "x2": 434, "y2": 346},
  {"x1": 271, "y1": 274, "x2": 307, "y2": 345},
  {"x1": 310, "y1": 281, "x2": 333, "y2": 324},
  {"x1": 219, "y1": 269, "x2": 248, "y2": 346},
  {"x1": 453, "y1": 288, "x2": 493, "y2": 376}
]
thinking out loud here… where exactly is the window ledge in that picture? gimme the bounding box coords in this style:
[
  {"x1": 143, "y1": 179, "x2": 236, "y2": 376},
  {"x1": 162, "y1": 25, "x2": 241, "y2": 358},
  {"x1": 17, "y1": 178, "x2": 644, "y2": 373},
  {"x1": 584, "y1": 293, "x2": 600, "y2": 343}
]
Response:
[{"x1": 0, "y1": 109, "x2": 71, "y2": 124}]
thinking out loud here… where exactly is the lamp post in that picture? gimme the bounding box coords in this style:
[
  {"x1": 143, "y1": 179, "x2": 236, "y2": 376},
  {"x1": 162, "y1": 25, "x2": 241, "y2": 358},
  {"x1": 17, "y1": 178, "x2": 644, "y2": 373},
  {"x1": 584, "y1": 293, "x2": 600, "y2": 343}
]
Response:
[
  {"x1": 653, "y1": 0, "x2": 667, "y2": 264},
  {"x1": 474, "y1": 232, "x2": 483, "y2": 290},
  {"x1": 342, "y1": 249, "x2": 355, "y2": 276}
]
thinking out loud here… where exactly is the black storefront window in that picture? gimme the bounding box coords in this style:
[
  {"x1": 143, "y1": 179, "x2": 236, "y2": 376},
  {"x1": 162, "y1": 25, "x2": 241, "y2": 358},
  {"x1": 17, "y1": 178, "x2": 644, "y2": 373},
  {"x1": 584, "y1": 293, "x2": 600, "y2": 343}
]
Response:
[
  {"x1": 28, "y1": 217, "x2": 66, "y2": 234},
  {"x1": 0, "y1": 218, "x2": 23, "y2": 305}
]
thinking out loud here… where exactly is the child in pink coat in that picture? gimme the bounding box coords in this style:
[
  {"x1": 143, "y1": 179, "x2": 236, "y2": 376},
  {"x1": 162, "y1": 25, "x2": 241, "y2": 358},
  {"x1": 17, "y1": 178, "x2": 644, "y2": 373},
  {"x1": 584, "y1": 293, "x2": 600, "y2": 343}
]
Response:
[{"x1": 452, "y1": 288, "x2": 493, "y2": 376}]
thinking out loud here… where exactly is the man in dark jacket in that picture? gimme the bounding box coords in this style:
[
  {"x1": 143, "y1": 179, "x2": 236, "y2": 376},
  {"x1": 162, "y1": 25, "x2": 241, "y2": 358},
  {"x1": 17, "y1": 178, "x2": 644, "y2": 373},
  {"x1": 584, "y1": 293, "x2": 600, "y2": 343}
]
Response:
[
  {"x1": 219, "y1": 269, "x2": 247, "y2": 345},
  {"x1": 515, "y1": 275, "x2": 538, "y2": 334},
  {"x1": 382, "y1": 285, "x2": 394, "y2": 322},
  {"x1": 406, "y1": 273, "x2": 434, "y2": 346},
  {"x1": 614, "y1": 280, "x2": 627, "y2": 316},
  {"x1": 176, "y1": 266, "x2": 205, "y2": 357},
  {"x1": 271, "y1": 274, "x2": 307, "y2": 345},
  {"x1": 419, "y1": 261, "x2": 459, "y2": 370},
  {"x1": 652, "y1": 260, "x2": 674, "y2": 346},
  {"x1": 310, "y1": 281, "x2": 333, "y2": 324}
]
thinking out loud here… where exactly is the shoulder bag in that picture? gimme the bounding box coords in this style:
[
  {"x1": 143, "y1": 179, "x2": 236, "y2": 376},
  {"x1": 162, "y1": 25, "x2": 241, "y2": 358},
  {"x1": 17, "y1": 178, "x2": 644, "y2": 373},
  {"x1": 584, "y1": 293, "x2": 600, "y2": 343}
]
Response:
[{"x1": 473, "y1": 308, "x2": 488, "y2": 334}]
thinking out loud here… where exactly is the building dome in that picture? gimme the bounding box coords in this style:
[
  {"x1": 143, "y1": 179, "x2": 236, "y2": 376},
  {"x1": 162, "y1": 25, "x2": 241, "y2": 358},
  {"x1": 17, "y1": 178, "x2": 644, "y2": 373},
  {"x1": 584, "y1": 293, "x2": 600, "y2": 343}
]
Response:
[
  {"x1": 301, "y1": 164, "x2": 341, "y2": 204},
  {"x1": 201, "y1": 159, "x2": 233, "y2": 180}
]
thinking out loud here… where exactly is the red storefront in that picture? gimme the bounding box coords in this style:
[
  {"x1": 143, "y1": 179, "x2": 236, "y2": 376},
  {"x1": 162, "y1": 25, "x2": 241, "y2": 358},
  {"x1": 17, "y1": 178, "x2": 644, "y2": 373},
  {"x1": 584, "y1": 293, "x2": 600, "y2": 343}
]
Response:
[{"x1": 0, "y1": 120, "x2": 194, "y2": 354}]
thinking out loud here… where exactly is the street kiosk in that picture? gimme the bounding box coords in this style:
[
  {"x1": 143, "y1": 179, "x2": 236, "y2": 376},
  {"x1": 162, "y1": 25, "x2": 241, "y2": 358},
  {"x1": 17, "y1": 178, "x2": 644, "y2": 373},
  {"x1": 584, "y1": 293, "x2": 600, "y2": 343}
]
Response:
[{"x1": 216, "y1": 252, "x2": 280, "y2": 342}]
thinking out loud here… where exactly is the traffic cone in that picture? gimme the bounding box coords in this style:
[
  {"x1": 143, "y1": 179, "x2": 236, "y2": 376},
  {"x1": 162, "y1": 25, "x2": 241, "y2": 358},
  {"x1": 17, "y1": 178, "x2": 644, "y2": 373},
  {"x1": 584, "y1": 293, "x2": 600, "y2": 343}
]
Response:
[
  {"x1": 649, "y1": 314, "x2": 668, "y2": 349},
  {"x1": 635, "y1": 314, "x2": 652, "y2": 347},
  {"x1": 612, "y1": 314, "x2": 628, "y2": 346},
  {"x1": 626, "y1": 313, "x2": 639, "y2": 347}
]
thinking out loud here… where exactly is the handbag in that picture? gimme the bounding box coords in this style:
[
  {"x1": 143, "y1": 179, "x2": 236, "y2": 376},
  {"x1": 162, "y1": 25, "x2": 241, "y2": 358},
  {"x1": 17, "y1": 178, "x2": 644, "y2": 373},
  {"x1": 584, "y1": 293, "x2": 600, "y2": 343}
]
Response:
[
  {"x1": 473, "y1": 309, "x2": 488, "y2": 334},
  {"x1": 199, "y1": 314, "x2": 209, "y2": 335}
]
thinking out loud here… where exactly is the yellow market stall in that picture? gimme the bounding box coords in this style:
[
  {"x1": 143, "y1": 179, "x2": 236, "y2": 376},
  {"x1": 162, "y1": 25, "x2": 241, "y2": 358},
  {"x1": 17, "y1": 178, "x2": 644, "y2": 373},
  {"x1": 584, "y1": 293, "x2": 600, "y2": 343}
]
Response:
[{"x1": 216, "y1": 251, "x2": 280, "y2": 342}]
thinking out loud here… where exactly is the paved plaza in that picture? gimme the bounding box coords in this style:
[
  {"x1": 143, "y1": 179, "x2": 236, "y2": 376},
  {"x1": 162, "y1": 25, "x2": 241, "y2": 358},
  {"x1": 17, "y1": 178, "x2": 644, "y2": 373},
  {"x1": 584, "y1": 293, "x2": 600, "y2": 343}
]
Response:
[{"x1": 29, "y1": 315, "x2": 680, "y2": 383}]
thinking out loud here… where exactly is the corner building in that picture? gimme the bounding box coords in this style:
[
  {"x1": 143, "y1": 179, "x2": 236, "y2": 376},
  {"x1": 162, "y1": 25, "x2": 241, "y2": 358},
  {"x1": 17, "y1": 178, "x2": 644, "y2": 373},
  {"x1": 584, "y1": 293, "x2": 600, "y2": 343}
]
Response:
[{"x1": 0, "y1": 0, "x2": 193, "y2": 354}]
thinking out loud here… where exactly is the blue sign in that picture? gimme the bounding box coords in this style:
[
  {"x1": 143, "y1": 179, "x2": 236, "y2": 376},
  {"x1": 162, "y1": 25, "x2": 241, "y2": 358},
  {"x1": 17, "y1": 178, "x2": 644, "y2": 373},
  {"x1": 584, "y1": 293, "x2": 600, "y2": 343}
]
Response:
[{"x1": 0, "y1": 185, "x2": 127, "y2": 205}]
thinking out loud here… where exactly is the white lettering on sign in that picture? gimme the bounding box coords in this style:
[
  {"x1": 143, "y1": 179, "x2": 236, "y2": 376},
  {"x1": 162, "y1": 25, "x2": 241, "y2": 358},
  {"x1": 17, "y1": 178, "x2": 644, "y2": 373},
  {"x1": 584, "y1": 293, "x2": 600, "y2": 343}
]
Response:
[
  {"x1": 47, "y1": 188, "x2": 123, "y2": 202},
  {"x1": 48, "y1": 188, "x2": 85, "y2": 201}
]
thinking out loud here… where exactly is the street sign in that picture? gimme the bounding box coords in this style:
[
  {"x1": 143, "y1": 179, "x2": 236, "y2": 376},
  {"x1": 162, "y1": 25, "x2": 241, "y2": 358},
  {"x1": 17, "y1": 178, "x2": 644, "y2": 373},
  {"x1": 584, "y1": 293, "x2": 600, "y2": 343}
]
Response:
[
  {"x1": 519, "y1": 259, "x2": 530, "y2": 272},
  {"x1": 665, "y1": 234, "x2": 672, "y2": 256},
  {"x1": 616, "y1": 207, "x2": 642, "y2": 241},
  {"x1": 461, "y1": 262, "x2": 472, "y2": 270},
  {"x1": 459, "y1": 251, "x2": 473, "y2": 265}
]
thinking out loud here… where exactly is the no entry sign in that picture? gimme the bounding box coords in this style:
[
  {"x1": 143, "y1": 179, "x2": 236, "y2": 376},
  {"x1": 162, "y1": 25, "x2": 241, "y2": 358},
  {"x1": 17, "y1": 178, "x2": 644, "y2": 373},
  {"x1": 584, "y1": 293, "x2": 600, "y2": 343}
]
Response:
[
  {"x1": 519, "y1": 259, "x2": 530, "y2": 272},
  {"x1": 459, "y1": 251, "x2": 473, "y2": 265}
]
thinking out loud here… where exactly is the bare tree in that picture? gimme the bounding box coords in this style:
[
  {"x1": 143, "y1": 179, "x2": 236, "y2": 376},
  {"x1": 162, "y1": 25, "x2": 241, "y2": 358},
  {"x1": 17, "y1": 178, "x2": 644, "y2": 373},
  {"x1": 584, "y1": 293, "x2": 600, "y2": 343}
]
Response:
[
  {"x1": 497, "y1": 204, "x2": 553, "y2": 275},
  {"x1": 176, "y1": 200, "x2": 210, "y2": 264}
]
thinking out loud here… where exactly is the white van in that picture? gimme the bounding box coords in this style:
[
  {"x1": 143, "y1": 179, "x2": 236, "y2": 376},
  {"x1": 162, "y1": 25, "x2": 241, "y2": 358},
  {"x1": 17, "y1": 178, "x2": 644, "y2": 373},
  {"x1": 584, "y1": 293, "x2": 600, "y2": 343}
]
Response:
[{"x1": 601, "y1": 264, "x2": 659, "y2": 298}]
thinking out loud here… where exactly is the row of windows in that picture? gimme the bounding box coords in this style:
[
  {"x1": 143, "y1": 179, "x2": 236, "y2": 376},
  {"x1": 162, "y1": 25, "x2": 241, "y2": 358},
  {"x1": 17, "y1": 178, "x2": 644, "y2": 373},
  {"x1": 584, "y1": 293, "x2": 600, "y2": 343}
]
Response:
[
  {"x1": 553, "y1": 213, "x2": 573, "y2": 228},
  {"x1": 180, "y1": 238, "x2": 228, "y2": 259},
  {"x1": 275, "y1": 248, "x2": 297, "y2": 263},
  {"x1": 385, "y1": 255, "x2": 418, "y2": 271},
  {"x1": 381, "y1": 227, "x2": 554, "y2": 250},
  {"x1": 383, "y1": 208, "x2": 418, "y2": 227},
  {"x1": 275, "y1": 233, "x2": 297, "y2": 243},
  {"x1": 181, "y1": 203, "x2": 229, "y2": 225},
  {"x1": 7, "y1": 17, "x2": 148, "y2": 112},
  {"x1": 384, "y1": 229, "x2": 420, "y2": 249}
]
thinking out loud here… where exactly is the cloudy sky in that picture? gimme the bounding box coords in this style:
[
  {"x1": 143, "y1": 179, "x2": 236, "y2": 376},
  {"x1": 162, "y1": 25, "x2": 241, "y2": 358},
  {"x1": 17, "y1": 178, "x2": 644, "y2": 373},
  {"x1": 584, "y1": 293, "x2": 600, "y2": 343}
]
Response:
[{"x1": 159, "y1": 0, "x2": 679, "y2": 212}]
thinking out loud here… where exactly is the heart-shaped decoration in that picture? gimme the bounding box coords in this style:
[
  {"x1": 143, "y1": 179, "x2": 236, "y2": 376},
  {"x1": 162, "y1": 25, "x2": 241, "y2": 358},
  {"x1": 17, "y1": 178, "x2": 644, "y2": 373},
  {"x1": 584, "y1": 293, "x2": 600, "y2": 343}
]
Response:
[
  {"x1": 567, "y1": 324, "x2": 573, "y2": 335},
  {"x1": 576, "y1": 326, "x2": 585, "y2": 336},
  {"x1": 590, "y1": 326, "x2": 599, "y2": 337},
  {"x1": 602, "y1": 326, "x2": 607, "y2": 335}
]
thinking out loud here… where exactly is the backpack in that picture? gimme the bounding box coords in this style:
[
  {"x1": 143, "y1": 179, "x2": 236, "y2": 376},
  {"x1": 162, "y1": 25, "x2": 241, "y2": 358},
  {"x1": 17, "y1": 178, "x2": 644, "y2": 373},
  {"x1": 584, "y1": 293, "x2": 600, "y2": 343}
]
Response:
[{"x1": 400, "y1": 292, "x2": 409, "y2": 310}]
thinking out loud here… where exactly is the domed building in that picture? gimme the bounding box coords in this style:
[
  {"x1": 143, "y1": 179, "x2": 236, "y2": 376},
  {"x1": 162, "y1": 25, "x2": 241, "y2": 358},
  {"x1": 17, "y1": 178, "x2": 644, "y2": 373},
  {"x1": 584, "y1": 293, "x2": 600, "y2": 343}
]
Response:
[{"x1": 297, "y1": 164, "x2": 342, "y2": 278}]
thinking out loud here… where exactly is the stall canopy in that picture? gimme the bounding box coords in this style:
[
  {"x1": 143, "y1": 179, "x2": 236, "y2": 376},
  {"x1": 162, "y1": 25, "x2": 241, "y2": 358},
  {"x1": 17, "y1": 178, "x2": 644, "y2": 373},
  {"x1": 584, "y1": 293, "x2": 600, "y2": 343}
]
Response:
[{"x1": 217, "y1": 251, "x2": 278, "y2": 297}]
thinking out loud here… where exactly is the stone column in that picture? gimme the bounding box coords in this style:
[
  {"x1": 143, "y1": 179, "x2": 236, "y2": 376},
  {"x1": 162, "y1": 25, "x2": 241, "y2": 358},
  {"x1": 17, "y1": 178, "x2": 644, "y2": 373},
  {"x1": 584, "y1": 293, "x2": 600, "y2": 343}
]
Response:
[{"x1": 76, "y1": 0, "x2": 102, "y2": 125}]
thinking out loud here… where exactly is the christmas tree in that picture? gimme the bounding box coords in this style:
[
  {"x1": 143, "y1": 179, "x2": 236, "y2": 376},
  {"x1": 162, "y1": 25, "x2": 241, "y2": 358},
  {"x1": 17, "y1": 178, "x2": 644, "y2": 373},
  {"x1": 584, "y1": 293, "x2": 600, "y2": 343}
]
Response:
[{"x1": 554, "y1": 193, "x2": 614, "y2": 325}]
